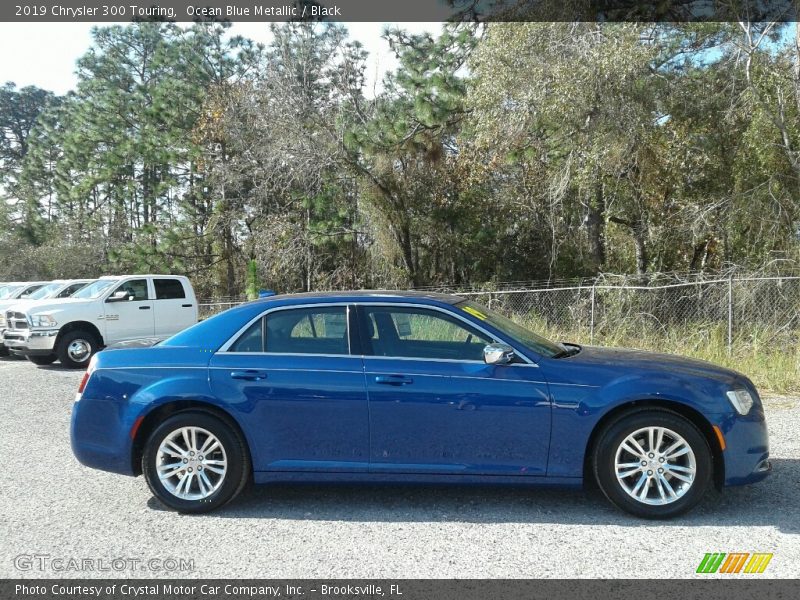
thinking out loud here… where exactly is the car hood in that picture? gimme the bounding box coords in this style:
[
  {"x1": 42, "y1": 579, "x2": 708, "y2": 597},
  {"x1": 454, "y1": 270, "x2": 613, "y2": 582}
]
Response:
[
  {"x1": 15, "y1": 297, "x2": 95, "y2": 314},
  {"x1": 3, "y1": 298, "x2": 60, "y2": 312},
  {"x1": 560, "y1": 345, "x2": 742, "y2": 386},
  {"x1": 0, "y1": 299, "x2": 30, "y2": 312}
]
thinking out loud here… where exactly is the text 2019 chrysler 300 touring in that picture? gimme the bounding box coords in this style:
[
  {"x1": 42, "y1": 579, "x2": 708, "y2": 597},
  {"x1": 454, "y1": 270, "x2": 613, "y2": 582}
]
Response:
[{"x1": 70, "y1": 291, "x2": 771, "y2": 518}]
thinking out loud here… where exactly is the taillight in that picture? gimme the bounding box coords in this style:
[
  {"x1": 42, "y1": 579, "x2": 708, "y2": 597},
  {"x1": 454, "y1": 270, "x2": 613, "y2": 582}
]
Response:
[
  {"x1": 77, "y1": 371, "x2": 90, "y2": 395},
  {"x1": 75, "y1": 355, "x2": 97, "y2": 401}
]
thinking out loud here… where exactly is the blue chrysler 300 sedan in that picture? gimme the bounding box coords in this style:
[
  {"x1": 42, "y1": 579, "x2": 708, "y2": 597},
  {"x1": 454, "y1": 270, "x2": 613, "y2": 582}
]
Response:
[{"x1": 70, "y1": 291, "x2": 771, "y2": 518}]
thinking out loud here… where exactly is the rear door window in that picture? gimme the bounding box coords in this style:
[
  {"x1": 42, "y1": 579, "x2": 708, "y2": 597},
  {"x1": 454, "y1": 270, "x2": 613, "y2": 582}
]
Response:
[
  {"x1": 154, "y1": 279, "x2": 186, "y2": 300},
  {"x1": 227, "y1": 307, "x2": 350, "y2": 355},
  {"x1": 266, "y1": 307, "x2": 349, "y2": 355}
]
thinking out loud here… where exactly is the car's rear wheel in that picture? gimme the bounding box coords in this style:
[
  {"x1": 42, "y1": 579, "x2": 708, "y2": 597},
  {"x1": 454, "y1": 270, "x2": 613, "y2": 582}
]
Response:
[
  {"x1": 142, "y1": 411, "x2": 250, "y2": 513},
  {"x1": 56, "y1": 330, "x2": 98, "y2": 369},
  {"x1": 593, "y1": 410, "x2": 712, "y2": 519},
  {"x1": 27, "y1": 354, "x2": 57, "y2": 366}
]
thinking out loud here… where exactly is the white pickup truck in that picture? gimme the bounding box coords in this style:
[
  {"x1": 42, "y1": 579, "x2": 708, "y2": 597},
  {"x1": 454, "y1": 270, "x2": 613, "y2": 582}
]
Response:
[
  {"x1": 0, "y1": 281, "x2": 51, "y2": 356},
  {"x1": 0, "y1": 280, "x2": 95, "y2": 346},
  {"x1": 3, "y1": 274, "x2": 198, "y2": 368}
]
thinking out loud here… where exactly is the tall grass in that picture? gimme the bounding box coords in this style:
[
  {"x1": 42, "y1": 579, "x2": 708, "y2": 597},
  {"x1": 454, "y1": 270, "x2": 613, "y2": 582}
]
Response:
[{"x1": 515, "y1": 315, "x2": 800, "y2": 395}]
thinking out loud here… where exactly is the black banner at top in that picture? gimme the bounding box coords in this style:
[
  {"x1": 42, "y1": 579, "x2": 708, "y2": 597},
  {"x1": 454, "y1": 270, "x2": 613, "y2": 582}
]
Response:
[{"x1": 2, "y1": 0, "x2": 800, "y2": 23}]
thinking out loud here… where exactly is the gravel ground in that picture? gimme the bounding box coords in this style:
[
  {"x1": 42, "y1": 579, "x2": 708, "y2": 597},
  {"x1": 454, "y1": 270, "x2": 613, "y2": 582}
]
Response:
[{"x1": 1, "y1": 355, "x2": 798, "y2": 579}]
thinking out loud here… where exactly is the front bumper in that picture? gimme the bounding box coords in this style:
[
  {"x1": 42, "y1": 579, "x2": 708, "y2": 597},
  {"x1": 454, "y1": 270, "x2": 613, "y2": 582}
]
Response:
[
  {"x1": 2, "y1": 328, "x2": 59, "y2": 355},
  {"x1": 715, "y1": 407, "x2": 771, "y2": 486}
]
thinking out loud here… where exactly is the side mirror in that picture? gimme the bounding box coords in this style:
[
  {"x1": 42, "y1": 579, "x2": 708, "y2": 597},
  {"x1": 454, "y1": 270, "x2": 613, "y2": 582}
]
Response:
[
  {"x1": 483, "y1": 343, "x2": 515, "y2": 365},
  {"x1": 107, "y1": 290, "x2": 130, "y2": 303}
]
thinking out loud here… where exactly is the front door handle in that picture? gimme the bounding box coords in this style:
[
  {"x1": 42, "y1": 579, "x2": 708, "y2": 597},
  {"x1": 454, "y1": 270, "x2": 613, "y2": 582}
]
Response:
[
  {"x1": 375, "y1": 375, "x2": 413, "y2": 386},
  {"x1": 231, "y1": 370, "x2": 268, "y2": 381},
  {"x1": 139, "y1": 305, "x2": 151, "y2": 310}
]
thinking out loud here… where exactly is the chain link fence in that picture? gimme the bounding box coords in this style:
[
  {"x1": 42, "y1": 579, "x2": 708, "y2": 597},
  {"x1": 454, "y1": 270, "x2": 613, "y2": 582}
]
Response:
[
  {"x1": 451, "y1": 275, "x2": 800, "y2": 352},
  {"x1": 197, "y1": 268, "x2": 800, "y2": 353}
]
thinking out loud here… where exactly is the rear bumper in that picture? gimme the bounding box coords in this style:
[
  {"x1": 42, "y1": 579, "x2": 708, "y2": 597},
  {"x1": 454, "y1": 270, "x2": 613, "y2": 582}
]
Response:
[
  {"x1": 3, "y1": 328, "x2": 58, "y2": 355},
  {"x1": 71, "y1": 397, "x2": 139, "y2": 476}
]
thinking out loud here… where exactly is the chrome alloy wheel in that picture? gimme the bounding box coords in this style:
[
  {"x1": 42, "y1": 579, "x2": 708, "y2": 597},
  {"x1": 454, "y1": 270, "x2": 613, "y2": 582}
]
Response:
[
  {"x1": 156, "y1": 427, "x2": 228, "y2": 500},
  {"x1": 614, "y1": 426, "x2": 696, "y2": 506},
  {"x1": 67, "y1": 339, "x2": 91, "y2": 363}
]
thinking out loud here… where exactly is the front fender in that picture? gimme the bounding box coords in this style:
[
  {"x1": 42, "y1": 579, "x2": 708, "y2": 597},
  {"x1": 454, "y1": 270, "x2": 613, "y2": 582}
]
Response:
[{"x1": 545, "y1": 370, "x2": 730, "y2": 478}]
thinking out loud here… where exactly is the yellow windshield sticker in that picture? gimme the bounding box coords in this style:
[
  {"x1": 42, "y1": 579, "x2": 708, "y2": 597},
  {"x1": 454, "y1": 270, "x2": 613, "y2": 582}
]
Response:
[{"x1": 462, "y1": 306, "x2": 487, "y2": 320}]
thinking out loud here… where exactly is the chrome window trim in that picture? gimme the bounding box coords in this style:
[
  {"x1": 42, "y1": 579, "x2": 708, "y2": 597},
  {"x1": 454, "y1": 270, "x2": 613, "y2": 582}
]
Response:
[
  {"x1": 218, "y1": 302, "x2": 353, "y2": 355},
  {"x1": 218, "y1": 301, "x2": 537, "y2": 366},
  {"x1": 222, "y1": 352, "x2": 361, "y2": 360}
]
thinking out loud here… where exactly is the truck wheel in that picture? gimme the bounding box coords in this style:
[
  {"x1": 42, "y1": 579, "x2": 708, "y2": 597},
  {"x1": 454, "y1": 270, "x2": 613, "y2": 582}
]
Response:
[
  {"x1": 56, "y1": 330, "x2": 99, "y2": 369},
  {"x1": 0, "y1": 345, "x2": 8, "y2": 357},
  {"x1": 28, "y1": 354, "x2": 57, "y2": 366}
]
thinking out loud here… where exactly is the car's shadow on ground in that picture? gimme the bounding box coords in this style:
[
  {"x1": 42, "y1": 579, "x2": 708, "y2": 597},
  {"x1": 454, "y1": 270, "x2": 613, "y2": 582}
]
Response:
[{"x1": 148, "y1": 458, "x2": 799, "y2": 532}]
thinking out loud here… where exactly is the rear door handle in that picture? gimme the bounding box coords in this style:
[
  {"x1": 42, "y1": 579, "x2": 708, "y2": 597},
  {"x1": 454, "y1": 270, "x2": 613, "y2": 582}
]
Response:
[
  {"x1": 182, "y1": 304, "x2": 193, "y2": 308},
  {"x1": 231, "y1": 370, "x2": 268, "y2": 381},
  {"x1": 375, "y1": 375, "x2": 413, "y2": 386},
  {"x1": 139, "y1": 306, "x2": 151, "y2": 310}
]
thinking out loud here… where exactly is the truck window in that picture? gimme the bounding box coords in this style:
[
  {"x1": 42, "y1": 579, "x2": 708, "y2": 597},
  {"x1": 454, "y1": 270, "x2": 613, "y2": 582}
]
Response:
[
  {"x1": 58, "y1": 282, "x2": 91, "y2": 298},
  {"x1": 154, "y1": 279, "x2": 186, "y2": 300},
  {"x1": 19, "y1": 284, "x2": 45, "y2": 298},
  {"x1": 111, "y1": 279, "x2": 149, "y2": 301}
]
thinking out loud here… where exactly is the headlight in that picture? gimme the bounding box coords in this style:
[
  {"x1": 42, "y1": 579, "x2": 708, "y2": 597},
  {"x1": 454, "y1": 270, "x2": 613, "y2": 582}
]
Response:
[
  {"x1": 0, "y1": 315, "x2": 5, "y2": 327},
  {"x1": 29, "y1": 314, "x2": 57, "y2": 328},
  {"x1": 726, "y1": 389, "x2": 754, "y2": 415}
]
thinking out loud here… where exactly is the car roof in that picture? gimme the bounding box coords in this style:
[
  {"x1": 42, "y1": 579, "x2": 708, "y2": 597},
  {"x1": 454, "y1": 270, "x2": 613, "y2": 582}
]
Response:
[{"x1": 257, "y1": 290, "x2": 465, "y2": 304}]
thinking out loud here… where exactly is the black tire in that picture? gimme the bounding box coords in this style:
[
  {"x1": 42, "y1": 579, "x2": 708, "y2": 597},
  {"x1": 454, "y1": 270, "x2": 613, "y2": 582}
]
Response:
[
  {"x1": 0, "y1": 345, "x2": 8, "y2": 357},
  {"x1": 593, "y1": 409, "x2": 712, "y2": 519},
  {"x1": 27, "y1": 354, "x2": 57, "y2": 366},
  {"x1": 56, "y1": 330, "x2": 98, "y2": 369},
  {"x1": 142, "y1": 411, "x2": 250, "y2": 514}
]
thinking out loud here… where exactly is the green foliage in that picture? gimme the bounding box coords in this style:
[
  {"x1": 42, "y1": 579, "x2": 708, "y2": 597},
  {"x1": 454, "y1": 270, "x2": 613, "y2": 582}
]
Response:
[{"x1": 3, "y1": 22, "x2": 800, "y2": 296}]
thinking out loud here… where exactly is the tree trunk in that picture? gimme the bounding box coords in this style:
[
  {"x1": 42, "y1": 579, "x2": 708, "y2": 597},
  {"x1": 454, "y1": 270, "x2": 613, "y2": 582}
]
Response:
[
  {"x1": 392, "y1": 220, "x2": 417, "y2": 287},
  {"x1": 223, "y1": 224, "x2": 236, "y2": 298},
  {"x1": 633, "y1": 222, "x2": 648, "y2": 276},
  {"x1": 587, "y1": 182, "x2": 606, "y2": 271},
  {"x1": 689, "y1": 240, "x2": 708, "y2": 271}
]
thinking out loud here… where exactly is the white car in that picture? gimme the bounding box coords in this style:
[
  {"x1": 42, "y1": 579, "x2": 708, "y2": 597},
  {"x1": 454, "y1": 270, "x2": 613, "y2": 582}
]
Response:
[
  {"x1": 0, "y1": 281, "x2": 51, "y2": 356},
  {"x1": 4, "y1": 275, "x2": 198, "y2": 367}
]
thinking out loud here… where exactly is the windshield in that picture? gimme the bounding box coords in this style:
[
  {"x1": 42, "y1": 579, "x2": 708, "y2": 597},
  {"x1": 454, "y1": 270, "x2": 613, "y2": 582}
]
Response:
[
  {"x1": 0, "y1": 285, "x2": 23, "y2": 299},
  {"x1": 72, "y1": 280, "x2": 114, "y2": 299},
  {"x1": 455, "y1": 300, "x2": 565, "y2": 358},
  {"x1": 29, "y1": 283, "x2": 61, "y2": 300}
]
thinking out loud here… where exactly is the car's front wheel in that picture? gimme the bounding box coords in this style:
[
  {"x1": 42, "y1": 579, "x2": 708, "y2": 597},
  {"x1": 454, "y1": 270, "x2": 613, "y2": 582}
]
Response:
[
  {"x1": 142, "y1": 411, "x2": 250, "y2": 513},
  {"x1": 593, "y1": 409, "x2": 712, "y2": 519}
]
